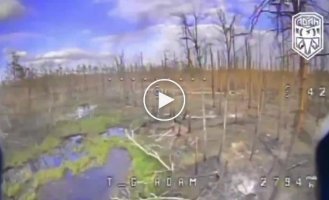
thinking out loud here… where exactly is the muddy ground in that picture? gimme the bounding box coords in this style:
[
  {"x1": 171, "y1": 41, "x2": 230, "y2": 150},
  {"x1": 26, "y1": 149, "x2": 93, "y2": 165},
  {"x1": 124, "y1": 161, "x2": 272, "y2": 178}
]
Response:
[
  {"x1": 137, "y1": 83, "x2": 323, "y2": 200},
  {"x1": 0, "y1": 76, "x2": 327, "y2": 200}
]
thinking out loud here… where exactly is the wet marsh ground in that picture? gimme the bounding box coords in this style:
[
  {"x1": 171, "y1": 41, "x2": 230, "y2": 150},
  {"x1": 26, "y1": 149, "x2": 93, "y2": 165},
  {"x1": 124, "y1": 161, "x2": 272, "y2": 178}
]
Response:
[
  {"x1": 1, "y1": 69, "x2": 329, "y2": 200},
  {"x1": 135, "y1": 90, "x2": 320, "y2": 200}
]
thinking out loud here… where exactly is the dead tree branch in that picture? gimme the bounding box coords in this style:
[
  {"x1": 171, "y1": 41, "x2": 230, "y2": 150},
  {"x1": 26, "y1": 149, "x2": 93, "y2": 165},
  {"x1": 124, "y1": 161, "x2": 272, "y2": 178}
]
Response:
[{"x1": 125, "y1": 130, "x2": 173, "y2": 171}]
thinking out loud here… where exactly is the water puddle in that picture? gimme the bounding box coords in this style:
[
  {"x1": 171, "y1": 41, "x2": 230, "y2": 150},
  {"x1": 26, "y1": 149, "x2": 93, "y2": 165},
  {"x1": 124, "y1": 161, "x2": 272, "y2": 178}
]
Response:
[
  {"x1": 4, "y1": 127, "x2": 131, "y2": 200},
  {"x1": 101, "y1": 127, "x2": 126, "y2": 138},
  {"x1": 38, "y1": 149, "x2": 131, "y2": 200},
  {"x1": 30, "y1": 134, "x2": 86, "y2": 172}
]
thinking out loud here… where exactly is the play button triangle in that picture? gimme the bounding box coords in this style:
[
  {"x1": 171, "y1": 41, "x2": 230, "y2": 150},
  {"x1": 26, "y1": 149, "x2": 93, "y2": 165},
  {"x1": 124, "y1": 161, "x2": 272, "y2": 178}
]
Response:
[{"x1": 158, "y1": 92, "x2": 174, "y2": 109}]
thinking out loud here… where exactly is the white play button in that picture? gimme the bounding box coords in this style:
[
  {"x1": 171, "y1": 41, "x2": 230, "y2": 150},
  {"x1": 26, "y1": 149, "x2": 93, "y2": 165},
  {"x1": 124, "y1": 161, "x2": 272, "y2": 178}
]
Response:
[
  {"x1": 158, "y1": 92, "x2": 174, "y2": 109},
  {"x1": 143, "y1": 79, "x2": 186, "y2": 122}
]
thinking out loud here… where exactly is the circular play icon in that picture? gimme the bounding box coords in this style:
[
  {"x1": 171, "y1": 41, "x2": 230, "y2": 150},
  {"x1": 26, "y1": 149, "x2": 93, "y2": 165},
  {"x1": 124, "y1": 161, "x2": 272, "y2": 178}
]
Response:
[{"x1": 143, "y1": 79, "x2": 186, "y2": 122}]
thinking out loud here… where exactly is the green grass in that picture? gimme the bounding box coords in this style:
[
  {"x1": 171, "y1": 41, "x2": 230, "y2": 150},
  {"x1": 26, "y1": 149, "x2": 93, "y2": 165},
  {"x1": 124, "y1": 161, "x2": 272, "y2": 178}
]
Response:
[
  {"x1": 84, "y1": 137, "x2": 127, "y2": 164},
  {"x1": 8, "y1": 148, "x2": 39, "y2": 167},
  {"x1": 126, "y1": 144, "x2": 165, "y2": 196},
  {"x1": 4, "y1": 182, "x2": 22, "y2": 197},
  {"x1": 5, "y1": 134, "x2": 165, "y2": 199},
  {"x1": 24, "y1": 192, "x2": 37, "y2": 200},
  {"x1": 38, "y1": 136, "x2": 61, "y2": 153},
  {"x1": 64, "y1": 156, "x2": 95, "y2": 175},
  {"x1": 34, "y1": 167, "x2": 66, "y2": 187},
  {"x1": 55, "y1": 114, "x2": 122, "y2": 136},
  {"x1": 72, "y1": 136, "x2": 165, "y2": 196},
  {"x1": 7, "y1": 114, "x2": 122, "y2": 167}
]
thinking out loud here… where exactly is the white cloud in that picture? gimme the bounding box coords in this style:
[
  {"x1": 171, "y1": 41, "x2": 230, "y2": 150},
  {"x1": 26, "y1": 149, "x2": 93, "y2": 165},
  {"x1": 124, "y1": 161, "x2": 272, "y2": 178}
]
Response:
[
  {"x1": 93, "y1": 0, "x2": 271, "y2": 65},
  {"x1": 38, "y1": 48, "x2": 98, "y2": 60},
  {"x1": 0, "y1": 0, "x2": 25, "y2": 21},
  {"x1": 20, "y1": 48, "x2": 114, "y2": 68},
  {"x1": 92, "y1": 23, "x2": 188, "y2": 64},
  {"x1": 1, "y1": 28, "x2": 276, "y2": 71},
  {"x1": 0, "y1": 0, "x2": 279, "y2": 71},
  {"x1": 2, "y1": 48, "x2": 26, "y2": 56},
  {"x1": 91, "y1": 17, "x2": 278, "y2": 65},
  {"x1": 104, "y1": 0, "x2": 262, "y2": 26},
  {"x1": 15, "y1": 50, "x2": 27, "y2": 57},
  {"x1": 91, "y1": 22, "x2": 269, "y2": 65},
  {"x1": 106, "y1": 0, "x2": 229, "y2": 25}
]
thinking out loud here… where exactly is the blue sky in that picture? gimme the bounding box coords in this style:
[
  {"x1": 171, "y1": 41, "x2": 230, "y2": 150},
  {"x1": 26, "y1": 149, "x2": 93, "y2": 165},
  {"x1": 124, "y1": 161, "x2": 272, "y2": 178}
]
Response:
[
  {"x1": 0, "y1": 0, "x2": 140, "y2": 55},
  {"x1": 0, "y1": 0, "x2": 274, "y2": 76}
]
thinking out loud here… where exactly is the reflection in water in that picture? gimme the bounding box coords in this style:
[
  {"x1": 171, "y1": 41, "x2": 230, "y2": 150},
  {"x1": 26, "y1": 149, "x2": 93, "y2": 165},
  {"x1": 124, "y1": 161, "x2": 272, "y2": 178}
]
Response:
[
  {"x1": 30, "y1": 134, "x2": 86, "y2": 172},
  {"x1": 3, "y1": 128, "x2": 130, "y2": 200},
  {"x1": 102, "y1": 127, "x2": 126, "y2": 138},
  {"x1": 39, "y1": 149, "x2": 132, "y2": 200}
]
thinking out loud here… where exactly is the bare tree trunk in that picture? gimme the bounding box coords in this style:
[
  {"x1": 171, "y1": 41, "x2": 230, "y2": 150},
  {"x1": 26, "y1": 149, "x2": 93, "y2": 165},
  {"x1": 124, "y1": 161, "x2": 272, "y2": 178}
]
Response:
[
  {"x1": 276, "y1": 72, "x2": 286, "y2": 140},
  {"x1": 131, "y1": 78, "x2": 137, "y2": 106},
  {"x1": 316, "y1": 47, "x2": 328, "y2": 123},
  {"x1": 27, "y1": 79, "x2": 32, "y2": 112},
  {"x1": 234, "y1": 95, "x2": 238, "y2": 123},
  {"x1": 83, "y1": 70, "x2": 87, "y2": 91},
  {"x1": 202, "y1": 92, "x2": 207, "y2": 161},
  {"x1": 276, "y1": 17, "x2": 288, "y2": 140},
  {"x1": 210, "y1": 46, "x2": 215, "y2": 108},
  {"x1": 101, "y1": 70, "x2": 105, "y2": 97},
  {"x1": 180, "y1": 15, "x2": 192, "y2": 69},
  {"x1": 233, "y1": 29, "x2": 236, "y2": 70},
  {"x1": 218, "y1": 95, "x2": 227, "y2": 164},
  {"x1": 193, "y1": 13, "x2": 202, "y2": 69},
  {"x1": 187, "y1": 109, "x2": 192, "y2": 133},
  {"x1": 140, "y1": 78, "x2": 145, "y2": 106},
  {"x1": 195, "y1": 137, "x2": 199, "y2": 175},
  {"x1": 215, "y1": 50, "x2": 221, "y2": 89},
  {"x1": 250, "y1": 84, "x2": 264, "y2": 161},
  {"x1": 295, "y1": 57, "x2": 308, "y2": 134},
  {"x1": 140, "y1": 52, "x2": 144, "y2": 68},
  {"x1": 245, "y1": 37, "x2": 252, "y2": 109}
]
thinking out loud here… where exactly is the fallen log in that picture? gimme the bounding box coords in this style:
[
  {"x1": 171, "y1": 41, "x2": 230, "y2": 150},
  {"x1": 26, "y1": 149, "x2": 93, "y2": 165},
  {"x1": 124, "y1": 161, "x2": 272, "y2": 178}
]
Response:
[{"x1": 126, "y1": 130, "x2": 173, "y2": 171}]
